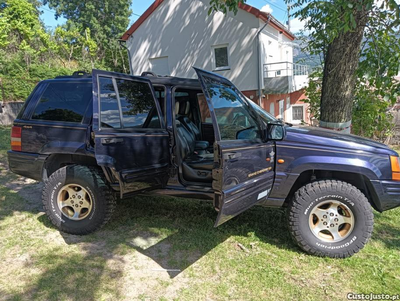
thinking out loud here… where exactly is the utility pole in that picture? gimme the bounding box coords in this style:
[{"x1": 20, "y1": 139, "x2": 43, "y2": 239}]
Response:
[{"x1": 287, "y1": 5, "x2": 291, "y2": 32}]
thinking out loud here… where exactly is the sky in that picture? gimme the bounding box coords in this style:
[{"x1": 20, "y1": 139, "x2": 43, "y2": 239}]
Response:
[{"x1": 40, "y1": 0, "x2": 305, "y2": 33}]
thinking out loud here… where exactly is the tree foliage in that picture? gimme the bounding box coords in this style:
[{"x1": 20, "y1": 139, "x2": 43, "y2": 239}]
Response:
[
  {"x1": 43, "y1": 0, "x2": 132, "y2": 70},
  {"x1": 209, "y1": 0, "x2": 400, "y2": 139},
  {"x1": 294, "y1": 0, "x2": 400, "y2": 139},
  {"x1": 0, "y1": 0, "x2": 131, "y2": 101},
  {"x1": 208, "y1": 0, "x2": 245, "y2": 14},
  {"x1": 289, "y1": 0, "x2": 400, "y2": 102}
]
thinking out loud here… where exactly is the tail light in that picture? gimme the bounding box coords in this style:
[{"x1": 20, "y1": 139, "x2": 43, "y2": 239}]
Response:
[
  {"x1": 11, "y1": 126, "x2": 22, "y2": 151},
  {"x1": 390, "y1": 156, "x2": 400, "y2": 181}
]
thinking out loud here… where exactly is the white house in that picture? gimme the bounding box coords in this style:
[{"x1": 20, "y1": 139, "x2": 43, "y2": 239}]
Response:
[{"x1": 121, "y1": 0, "x2": 310, "y2": 124}]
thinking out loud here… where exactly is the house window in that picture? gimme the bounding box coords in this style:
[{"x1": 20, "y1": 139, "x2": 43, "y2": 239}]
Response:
[
  {"x1": 149, "y1": 56, "x2": 169, "y2": 75},
  {"x1": 213, "y1": 45, "x2": 229, "y2": 70},
  {"x1": 269, "y1": 102, "x2": 275, "y2": 116},
  {"x1": 292, "y1": 105, "x2": 304, "y2": 121},
  {"x1": 278, "y1": 100, "x2": 284, "y2": 119}
]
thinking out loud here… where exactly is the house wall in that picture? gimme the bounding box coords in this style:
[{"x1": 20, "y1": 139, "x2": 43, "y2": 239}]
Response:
[
  {"x1": 243, "y1": 89, "x2": 310, "y2": 124},
  {"x1": 126, "y1": 0, "x2": 291, "y2": 92},
  {"x1": 259, "y1": 21, "x2": 293, "y2": 67}
]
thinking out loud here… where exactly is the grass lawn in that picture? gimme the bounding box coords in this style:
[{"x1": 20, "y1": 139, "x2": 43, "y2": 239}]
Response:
[{"x1": 0, "y1": 125, "x2": 399, "y2": 300}]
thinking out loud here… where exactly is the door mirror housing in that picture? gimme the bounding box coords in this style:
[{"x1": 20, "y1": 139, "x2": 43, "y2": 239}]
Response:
[{"x1": 265, "y1": 123, "x2": 286, "y2": 141}]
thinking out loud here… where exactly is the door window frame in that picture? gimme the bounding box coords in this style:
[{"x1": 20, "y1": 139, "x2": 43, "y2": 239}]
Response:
[
  {"x1": 152, "y1": 84, "x2": 167, "y2": 126},
  {"x1": 195, "y1": 69, "x2": 265, "y2": 142},
  {"x1": 93, "y1": 70, "x2": 165, "y2": 133}
]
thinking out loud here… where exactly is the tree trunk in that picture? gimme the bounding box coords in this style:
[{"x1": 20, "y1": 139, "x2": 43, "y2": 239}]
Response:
[{"x1": 320, "y1": 4, "x2": 368, "y2": 127}]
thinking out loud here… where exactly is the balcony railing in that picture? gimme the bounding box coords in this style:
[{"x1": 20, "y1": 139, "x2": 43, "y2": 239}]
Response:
[{"x1": 263, "y1": 62, "x2": 309, "y2": 94}]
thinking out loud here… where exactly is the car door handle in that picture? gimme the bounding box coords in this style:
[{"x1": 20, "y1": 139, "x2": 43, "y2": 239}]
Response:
[
  {"x1": 223, "y1": 152, "x2": 239, "y2": 161},
  {"x1": 101, "y1": 138, "x2": 124, "y2": 145}
]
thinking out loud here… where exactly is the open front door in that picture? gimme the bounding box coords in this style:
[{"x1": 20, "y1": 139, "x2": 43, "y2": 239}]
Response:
[
  {"x1": 194, "y1": 68, "x2": 275, "y2": 226},
  {"x1": 92, "y1": 70, "x2": 170, "y2": 197}
]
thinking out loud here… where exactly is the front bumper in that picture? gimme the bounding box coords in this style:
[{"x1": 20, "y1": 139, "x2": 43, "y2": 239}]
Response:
[
  {"x1": 371, "y1": 180, "x2": 400, "y2": 211},
  {"x1": 7, "y1": 151, "x2": 45, "y2": 181}
]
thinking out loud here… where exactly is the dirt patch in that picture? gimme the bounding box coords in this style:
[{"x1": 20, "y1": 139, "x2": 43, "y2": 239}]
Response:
[{"x1": 0, "y1": 157, "x2": 194, "y2": 299}]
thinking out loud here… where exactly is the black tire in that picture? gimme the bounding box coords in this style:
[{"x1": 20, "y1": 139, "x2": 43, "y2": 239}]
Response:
[
  {"x1": 287, "y1": 180, "x2": 374, "y2": 258},
  {"x1": 42, "y1": 165, "x2": 116, "y2": 235}
]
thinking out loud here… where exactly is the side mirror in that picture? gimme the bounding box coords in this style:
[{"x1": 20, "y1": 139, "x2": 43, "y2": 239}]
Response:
[{"x1": 265, "y1": 123, "x2": 286, "y2": 141}]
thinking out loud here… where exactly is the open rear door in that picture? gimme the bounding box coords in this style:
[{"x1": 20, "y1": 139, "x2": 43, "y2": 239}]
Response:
[
  {"x1": 92, "y1": 69, "x2": 170, "y2": 197},
  {"x1": 194, "y1": 68, "x2": 275, "y2": 226}
]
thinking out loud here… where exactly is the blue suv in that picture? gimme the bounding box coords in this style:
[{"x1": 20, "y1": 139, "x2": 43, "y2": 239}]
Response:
[{"x1": 7, "y1": 68, "x2": 400, "y2": 258}]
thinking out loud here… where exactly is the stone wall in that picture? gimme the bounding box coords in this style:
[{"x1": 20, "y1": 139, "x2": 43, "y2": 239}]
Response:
[{"x1": 0, "y1": 102, "x2": 24, "y2": 126}]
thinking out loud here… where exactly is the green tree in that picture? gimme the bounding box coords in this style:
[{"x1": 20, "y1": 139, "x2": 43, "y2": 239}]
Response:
[
  {"x1": 54, "y1": 23, "x2": 97, "y2": 69},
  {"x1": 0, "y1": 0, "x2": 82, "y2": 101},
  {"x1": 209, "y1": 0, "x2": 400, "y2": 134},
  {"x1": 43, "y1": 0, "x2": 132, "y2": 71}
]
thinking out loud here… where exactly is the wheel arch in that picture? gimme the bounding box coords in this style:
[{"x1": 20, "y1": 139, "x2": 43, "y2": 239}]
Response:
[
  {"x1": 42, "y1": 154, "x2": 99, "y2": 181},
  {"x1": 283, "y1": 169, "x2": 382, "y2": 212}
]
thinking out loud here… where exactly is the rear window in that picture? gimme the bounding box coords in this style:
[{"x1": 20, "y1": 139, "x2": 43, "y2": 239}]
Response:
[{"x1": 31, "y1": 82, "x2": 92, "y2": 123}]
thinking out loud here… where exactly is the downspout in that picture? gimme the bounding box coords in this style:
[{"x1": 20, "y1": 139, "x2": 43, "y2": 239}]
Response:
[
  {"x1": 118, "y1": 39, "x2": 133, "y2": 75},
  {"x1": 256, "y1": 15, "x2": 272, "y2": 106}
]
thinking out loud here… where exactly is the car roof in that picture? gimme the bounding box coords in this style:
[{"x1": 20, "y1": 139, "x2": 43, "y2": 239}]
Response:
[{"x1": 46, "y1": 73, "x2": 201, "y2": 88}]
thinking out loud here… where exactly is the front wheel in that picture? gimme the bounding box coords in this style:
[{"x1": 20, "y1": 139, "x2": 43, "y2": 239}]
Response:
[
  {"x1": 287, "y1": 180, "x2": 374, "y2": 258},
  {"x1": 42, "y1": 165, "x2": 116, "y2": 235}
]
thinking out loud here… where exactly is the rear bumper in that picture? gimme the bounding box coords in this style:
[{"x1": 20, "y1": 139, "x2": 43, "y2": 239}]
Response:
[
  {"x1": 7, "y1": 151, "x2": 45, "y2": 181},
  {"x1": 371, "y1": 180, "x2": 400, "y2": 211}
]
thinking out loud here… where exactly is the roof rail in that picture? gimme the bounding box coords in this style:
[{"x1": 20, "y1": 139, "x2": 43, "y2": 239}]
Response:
[
  {"x1": 55, "y1": 71, "x2": 91, "y2": 79},
  {"x1": 141, "y1": 71, "x2": 158, "y2": 77},
  {"x1": 72, "y1": 71, "x2": 90, "y2": 77}
]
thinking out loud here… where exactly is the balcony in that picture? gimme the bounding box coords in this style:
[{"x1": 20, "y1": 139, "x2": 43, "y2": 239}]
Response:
[{"x1": 263, "y1": 62, "x2": 309, "y2": 94}]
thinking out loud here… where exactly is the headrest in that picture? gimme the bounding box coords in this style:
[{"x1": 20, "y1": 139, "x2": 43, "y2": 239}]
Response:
[
  {"x1": 175, "y1": 101, "x2": 180, "y2": 115},
  {"x1": 185, "y1": 101, "x2": 190, "y2": 115}
]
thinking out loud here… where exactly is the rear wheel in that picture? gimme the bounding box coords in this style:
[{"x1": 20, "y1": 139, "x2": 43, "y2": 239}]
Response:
[
  {"x1": 42, "y1": 165, "x2": 116, "y2": 235},
  {"x1": 287, "y1": 180, "x2": 374, "y2": 258}
]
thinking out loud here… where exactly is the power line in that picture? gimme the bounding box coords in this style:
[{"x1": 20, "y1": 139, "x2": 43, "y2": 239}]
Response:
[
  {"x1": 40, "y1": 6, "x2": 55, "y2": 13},
  {"x1": 262, "y1": 0, "x2": 287, "y2": 13}
]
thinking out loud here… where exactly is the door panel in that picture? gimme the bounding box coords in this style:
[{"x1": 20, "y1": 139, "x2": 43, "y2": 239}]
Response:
[
  {"x1": 92, "y1": 69, "x2": 170, "y2": 196},
  {"x1": 194, "y1": 68, "x2": 275, "y2": 226},
  {"x1": 214, "y1": 141, "x2": 275, "y2": 226}
]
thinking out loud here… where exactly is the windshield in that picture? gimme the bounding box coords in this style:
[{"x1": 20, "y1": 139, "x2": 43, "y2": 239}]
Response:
[{"x1": 246, "y1": 98, "x2": 277, "y2": 124}]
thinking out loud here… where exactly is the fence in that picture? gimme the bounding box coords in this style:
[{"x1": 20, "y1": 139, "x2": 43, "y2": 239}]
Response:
[{"x1": 0, "y1": 102, "x2": 24, "y2": 126}]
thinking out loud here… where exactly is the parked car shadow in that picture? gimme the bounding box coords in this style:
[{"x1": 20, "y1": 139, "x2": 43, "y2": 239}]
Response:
[
  {"x1": 4, "y1": 183, "x2": 400, "y2": 299},
  {"x1": 40, "y1": 195, "x2": 297, "y2": 276}
]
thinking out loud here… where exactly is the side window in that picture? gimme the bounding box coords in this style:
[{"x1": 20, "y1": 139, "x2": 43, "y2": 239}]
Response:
[
  {"x1": 203, "y1": 77, "x2": 261, "y2": 140},
  {"x1": 99, "y1": 77, "x2": 121, "y2": 129},
  {"x1": 154, "y1": 86, "x2": 166, "y2": 125},
  {"x1": 32, "y1": 82, "x2": 92, "y2": 123},
  {"x1": 115, "y1": 79, "x2": 160, "y2": 129},
  {"x1": 98, "y1": 77, "x2": 161, "y2": 129}
]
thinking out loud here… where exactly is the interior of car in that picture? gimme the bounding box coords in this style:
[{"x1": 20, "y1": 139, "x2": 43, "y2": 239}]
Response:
[{"x1": 173, "y1": 88, "x2": 215, "y2": 185}]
